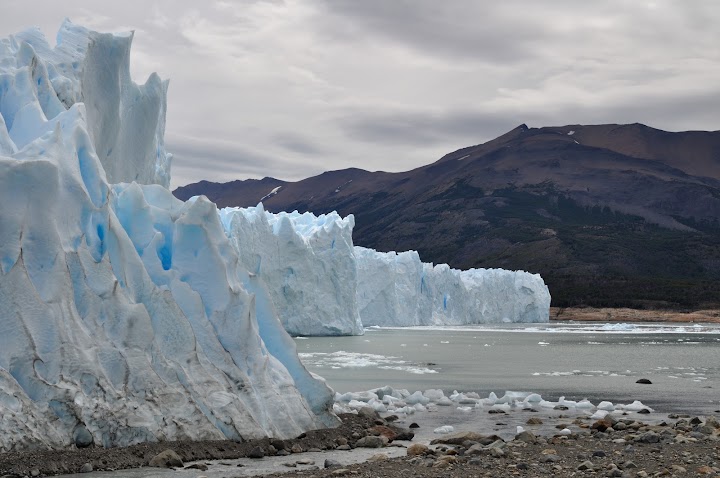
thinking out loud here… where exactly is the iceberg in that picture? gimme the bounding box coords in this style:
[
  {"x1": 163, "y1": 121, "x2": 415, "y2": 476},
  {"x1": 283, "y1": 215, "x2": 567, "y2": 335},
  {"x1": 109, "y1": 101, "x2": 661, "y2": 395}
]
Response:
[
  {"x1": 355, "y1": 247, "x2": 550, "y2": 326},
  {"x1": 0, "y1": 21, "x2": 336, "y2": 451}
]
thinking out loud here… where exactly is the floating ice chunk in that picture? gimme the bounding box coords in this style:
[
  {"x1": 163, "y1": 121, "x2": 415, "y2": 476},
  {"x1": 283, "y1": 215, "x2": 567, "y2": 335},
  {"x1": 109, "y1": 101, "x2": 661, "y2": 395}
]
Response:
[
  {"x1": 491, "y1": 403, "x2": 511, "y2": 413},
  {"x1": 406, "y1": 391, "x2": 431, "y2": 405},
  {"x1": 457, "y1": 406, "x2": 473, "y2": 413},
  {"x1": 576, "y1": 399, "x2": 594, "y2": 409},
  {"x1": 597, "y1": 401, "x2": 615, "y2": 411},
  {"x1": 423, "y1": 389, "x2": 446, "y2": 401},
  {"x1": 516, "y1": 426, "x2": 525, "y2": 434},
  {"x1": 558, "y1": 428, "x2": 572, "y2": 435},
  {"x1": 524, "y1": 393, "x2": 543, "y2": 403},
  {"x1": 436, "y1": 397, "x2": 454, "y2": 406},
  {"x1": 621, "y1": 400, "x2": 653, "y2": 412},
  {"x1": 434, "y1": 425, "x2": 455, "y2": 434}
]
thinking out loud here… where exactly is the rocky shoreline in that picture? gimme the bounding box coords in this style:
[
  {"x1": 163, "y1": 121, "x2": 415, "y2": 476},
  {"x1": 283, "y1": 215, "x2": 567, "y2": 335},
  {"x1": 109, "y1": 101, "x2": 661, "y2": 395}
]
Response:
[
  {"x1": 264, "y1": 411, "x2": 720, "y2": 478},
  {"x1": 550, "y1": 307, "x2": 720, "y2": 323},
  {"x1": 2, "y1": 406, "x2": 720, "y2": 477}
]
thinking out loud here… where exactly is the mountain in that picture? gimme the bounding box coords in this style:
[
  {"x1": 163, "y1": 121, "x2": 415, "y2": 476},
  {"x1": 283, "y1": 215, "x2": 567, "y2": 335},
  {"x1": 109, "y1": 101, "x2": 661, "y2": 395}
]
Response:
[{"x1": 175, "y1": 124, "x2": 720, "y2": 309}]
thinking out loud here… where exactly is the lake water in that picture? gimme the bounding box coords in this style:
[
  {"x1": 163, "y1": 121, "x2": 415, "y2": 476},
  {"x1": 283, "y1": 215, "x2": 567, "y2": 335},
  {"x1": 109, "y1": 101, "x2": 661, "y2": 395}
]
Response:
[{"x1": 295, "y1": 321, "x2": 720, "y2": 415}]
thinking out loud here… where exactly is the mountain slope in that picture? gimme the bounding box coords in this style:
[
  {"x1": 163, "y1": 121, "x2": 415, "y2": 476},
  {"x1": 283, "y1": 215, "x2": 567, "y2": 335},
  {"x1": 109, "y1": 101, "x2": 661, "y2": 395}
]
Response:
[{"x1": 175, "y1": 124, "x2": 720, "y2": 309}]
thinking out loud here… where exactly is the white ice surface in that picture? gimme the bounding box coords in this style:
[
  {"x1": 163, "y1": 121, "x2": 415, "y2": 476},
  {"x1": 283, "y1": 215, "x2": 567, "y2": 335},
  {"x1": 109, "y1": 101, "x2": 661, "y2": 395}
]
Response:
[
  {"x1": 0, "y1": 21, "x2": 336, "y2": 451},
  {"x1": 355, "y1": 247, "x2": 550, "y2": 326},
  {"x1": 219, "y1": 205, "x2": 363, "y2": 336}
]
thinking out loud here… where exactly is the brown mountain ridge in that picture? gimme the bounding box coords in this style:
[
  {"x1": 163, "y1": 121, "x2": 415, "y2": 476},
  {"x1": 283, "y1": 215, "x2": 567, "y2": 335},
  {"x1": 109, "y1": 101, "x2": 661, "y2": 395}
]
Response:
[{"x1": 174, "y1": 123, "x2": 720, "y2": 309}]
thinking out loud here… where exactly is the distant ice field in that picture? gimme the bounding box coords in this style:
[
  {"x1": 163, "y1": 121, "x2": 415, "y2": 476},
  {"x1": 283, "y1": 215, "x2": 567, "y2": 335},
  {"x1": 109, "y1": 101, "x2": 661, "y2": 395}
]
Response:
[{"x1": 296, "y1": 322, "x2": 720, "y2": 415}]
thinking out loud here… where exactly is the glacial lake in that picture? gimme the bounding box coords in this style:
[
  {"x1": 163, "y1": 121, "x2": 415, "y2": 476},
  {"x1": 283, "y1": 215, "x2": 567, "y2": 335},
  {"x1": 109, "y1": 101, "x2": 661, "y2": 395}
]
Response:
[{"x1": 295, "y1": 322, "x2": 720, "y2": 415}]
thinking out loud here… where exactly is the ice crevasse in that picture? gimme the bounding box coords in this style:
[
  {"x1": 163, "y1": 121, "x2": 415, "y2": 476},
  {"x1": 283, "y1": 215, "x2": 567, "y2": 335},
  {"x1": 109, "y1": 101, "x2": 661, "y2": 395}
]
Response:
[{"x1": 0, "y1": 20, "x2": 337, "y2": 451}]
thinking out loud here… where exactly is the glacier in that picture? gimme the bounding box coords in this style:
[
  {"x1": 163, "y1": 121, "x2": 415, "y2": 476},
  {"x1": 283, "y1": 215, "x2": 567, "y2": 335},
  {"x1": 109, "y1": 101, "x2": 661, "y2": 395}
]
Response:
[
  {"x1": 0, "y1": 21, "x2": 337, "y2": 451},
  {"x1": 214, "y1": 206, "x2": 550, "y2": 334},
  {"x1": 219, "y1": 205, "x2": 364, "y2": 336},
  {"x1": 0, "y1": 18, "x2": 550, "y2": 452},
  {"x1": 355, "y1": 247, "x2": 550, "y2": 327}
]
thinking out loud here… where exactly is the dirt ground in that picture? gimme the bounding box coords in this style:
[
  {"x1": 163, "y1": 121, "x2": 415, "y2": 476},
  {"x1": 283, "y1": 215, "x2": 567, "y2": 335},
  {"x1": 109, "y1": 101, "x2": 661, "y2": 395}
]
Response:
[{"x1": 550, "y1": 307, "x2": 720, "y2": 323}]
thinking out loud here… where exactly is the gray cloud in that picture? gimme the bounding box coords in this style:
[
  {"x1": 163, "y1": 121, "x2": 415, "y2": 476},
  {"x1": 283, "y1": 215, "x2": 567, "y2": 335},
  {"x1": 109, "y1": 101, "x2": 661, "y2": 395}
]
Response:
[{"x1": 1, "y1": 0, "x2": 719, "y2": 188}]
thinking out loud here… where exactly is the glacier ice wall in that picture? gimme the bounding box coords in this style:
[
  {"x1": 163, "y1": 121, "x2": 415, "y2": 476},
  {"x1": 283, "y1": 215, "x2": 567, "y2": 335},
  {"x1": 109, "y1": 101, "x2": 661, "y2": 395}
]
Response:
[
  {"x1": 0, "y1": 21, "x2": 336, "y2": 452},
  {"x1": 4, "y1": 20, "x2": 172, "y2": 188},
  {"x1": 219, "y1": 205, "x2": 364, "y2": 336},
  {"x1": 355, "y1": 247, "x2": 551, "y2": 326}
]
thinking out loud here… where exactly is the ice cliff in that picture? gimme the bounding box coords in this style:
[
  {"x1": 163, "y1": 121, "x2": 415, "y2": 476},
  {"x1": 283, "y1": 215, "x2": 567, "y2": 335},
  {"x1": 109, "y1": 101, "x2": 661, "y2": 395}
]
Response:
[
  {"x1": 216, "y1": 206, "x2": 550, "y2": 335},
  {"x1": 0, "y1": 21, "x2": 336, "y2": 451},
  {"x1": 355, "y1": 247, "x2": 551, "y2": 326},
  {"x1": 219, "y1": 205, "x2": 364, "y2": 336}
]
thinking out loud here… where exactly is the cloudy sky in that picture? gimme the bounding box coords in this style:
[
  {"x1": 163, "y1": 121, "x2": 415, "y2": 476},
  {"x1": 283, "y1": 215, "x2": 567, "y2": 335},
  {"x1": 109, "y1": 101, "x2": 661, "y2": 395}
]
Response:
[{"x1": 2, "y1": 1, "x2": 719, "y2": 188}]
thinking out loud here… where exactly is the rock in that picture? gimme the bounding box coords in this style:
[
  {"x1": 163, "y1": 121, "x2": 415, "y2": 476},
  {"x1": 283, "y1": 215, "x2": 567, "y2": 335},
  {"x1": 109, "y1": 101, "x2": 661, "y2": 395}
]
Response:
[
  {"x1": 577, "y1": 460, "x2": 594, "y2": 471},
  {"x1": 671, "y1": 465, "x2": 687, "y2": 473},
  {"x1": 407, "y1": 443, "x2": 430, "y2": 456},
  {"x1": 689, "y1": 416, "x2": 703, "y2": 425},
  {"x1": 697, "y1": 465, "x2": 715, "y2": 474},
  {"x1": 488, "y1": 409, "x2": 506, "y2": 414},
  {"x1": 79, "y1": 463, "x2": 93, "y2": 473},
  {"x1": 592, "y1": 450, "x2": 606, "y2": 457},
  {"x1": 73, "y1": 425, "x2": 94, "y2": 448},
  {"x1": 623, "y1": 461, "x2": 638, "y2": 469},
  {"x1": 635, "y1": 431, "x2": 660, "y2": 444},
  {"x1": 542, "y1": 454, "x2": 560, "y2": 463},
  {"x1": 515, "y1": 430, "x2": 537, "y2": 443},
  {"x1": 290, "y1": 444, "x2": 303, "y2": 453},
  {"x1": 368, "y1": 453, "x2": 389, "y2": 462},
  {"x1": 409, "y1": 422, "x2": 419, "y2": 428},
  {"x1": 637, "y1": 408, "x2": 651, "y2": 414},
  {"x1": 30, "y1": 469, "x2": 40, "y2": 477},
  {"x1": 296, "y1": 458, "x2": 315, "y2": 465},
  {"x1": 394, "y1": 428, "x2": 415, "y2": 440},
  {"x1": 248, "y1": 446, "x2": 266, "y2": 459},
  {"x1": 432, "y1": 431, "x2": 503, "y2": 446},
  {"x1": 149, "y1": 450, "x2": 184, "y2": 468},
  {"x1": 696, "y1": 425, "x2": 715, "y2": 435},
  {"x1": 435, "y1": 455, "x2": 457, "y2": 465},
  {"x1": 490, "y1": 447, "x2": 505, "y2": 458},
  {"x1": 282, "y1": 462, "x2": 297, "y2": 468},
  {"x1": 591, "y1": 419, "x2": 614, "y2": 432},
  {"x1": 358, "y1": 407, "x2": 380, "y2": 419},
  {"x1": 332, "y1": 468, "x2": 350, "y2": 476},
  {"x1": 336, "y1": 437, "x2": 348, "y2": 446},
  {"x1": 705, "y1": 415, "x2": 719, "y2": 428},
  {"x1": 368, "y1": 425, "x2": 397, "y2": 441},
  {"x1": 324, "y1": 459, "x2": 342, "y2": 469},
  {"x1": 384, "y1": 414, "x2": 399, "y2": 422},
  {"x1": 185, "y1": 464, "x2": 209, "y2": 471},
  {"x1": 526, "y1": 417, "x2": 543, "y2": 425},
  {"x1": 270, "y1": 438, "x2": 286, "y2": 450},
  {"x1": 636, "y1": 378, "x2": 652, "y2": 384},
  {"x1": 355, "y1": 435, "x2": 386, "y2": 448},
  {"x1": 554, "y1": 405, "x2": 569, "y2": 410},
  {"x1": 337, "y1": 445, "x2": 351, "y2": 450}
]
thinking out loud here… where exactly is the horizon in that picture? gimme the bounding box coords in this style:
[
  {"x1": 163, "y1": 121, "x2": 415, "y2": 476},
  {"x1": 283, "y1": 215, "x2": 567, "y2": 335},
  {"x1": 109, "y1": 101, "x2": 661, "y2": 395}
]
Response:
[{"x1": 2, "y1": 1, "x2": 719, "y2": 188}]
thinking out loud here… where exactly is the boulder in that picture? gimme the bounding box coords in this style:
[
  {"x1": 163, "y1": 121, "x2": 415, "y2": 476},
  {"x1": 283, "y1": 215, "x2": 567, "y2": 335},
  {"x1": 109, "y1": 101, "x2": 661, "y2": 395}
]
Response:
[
  {"x1": 148, "y1": 450, "x2": 183, "y2": 468},
  {"x1": 355, "y1": 435, "x2": 386, "y2": 448},
  {"x1": 73, "y1": 425, "x2": 93, "y2": 448}
]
